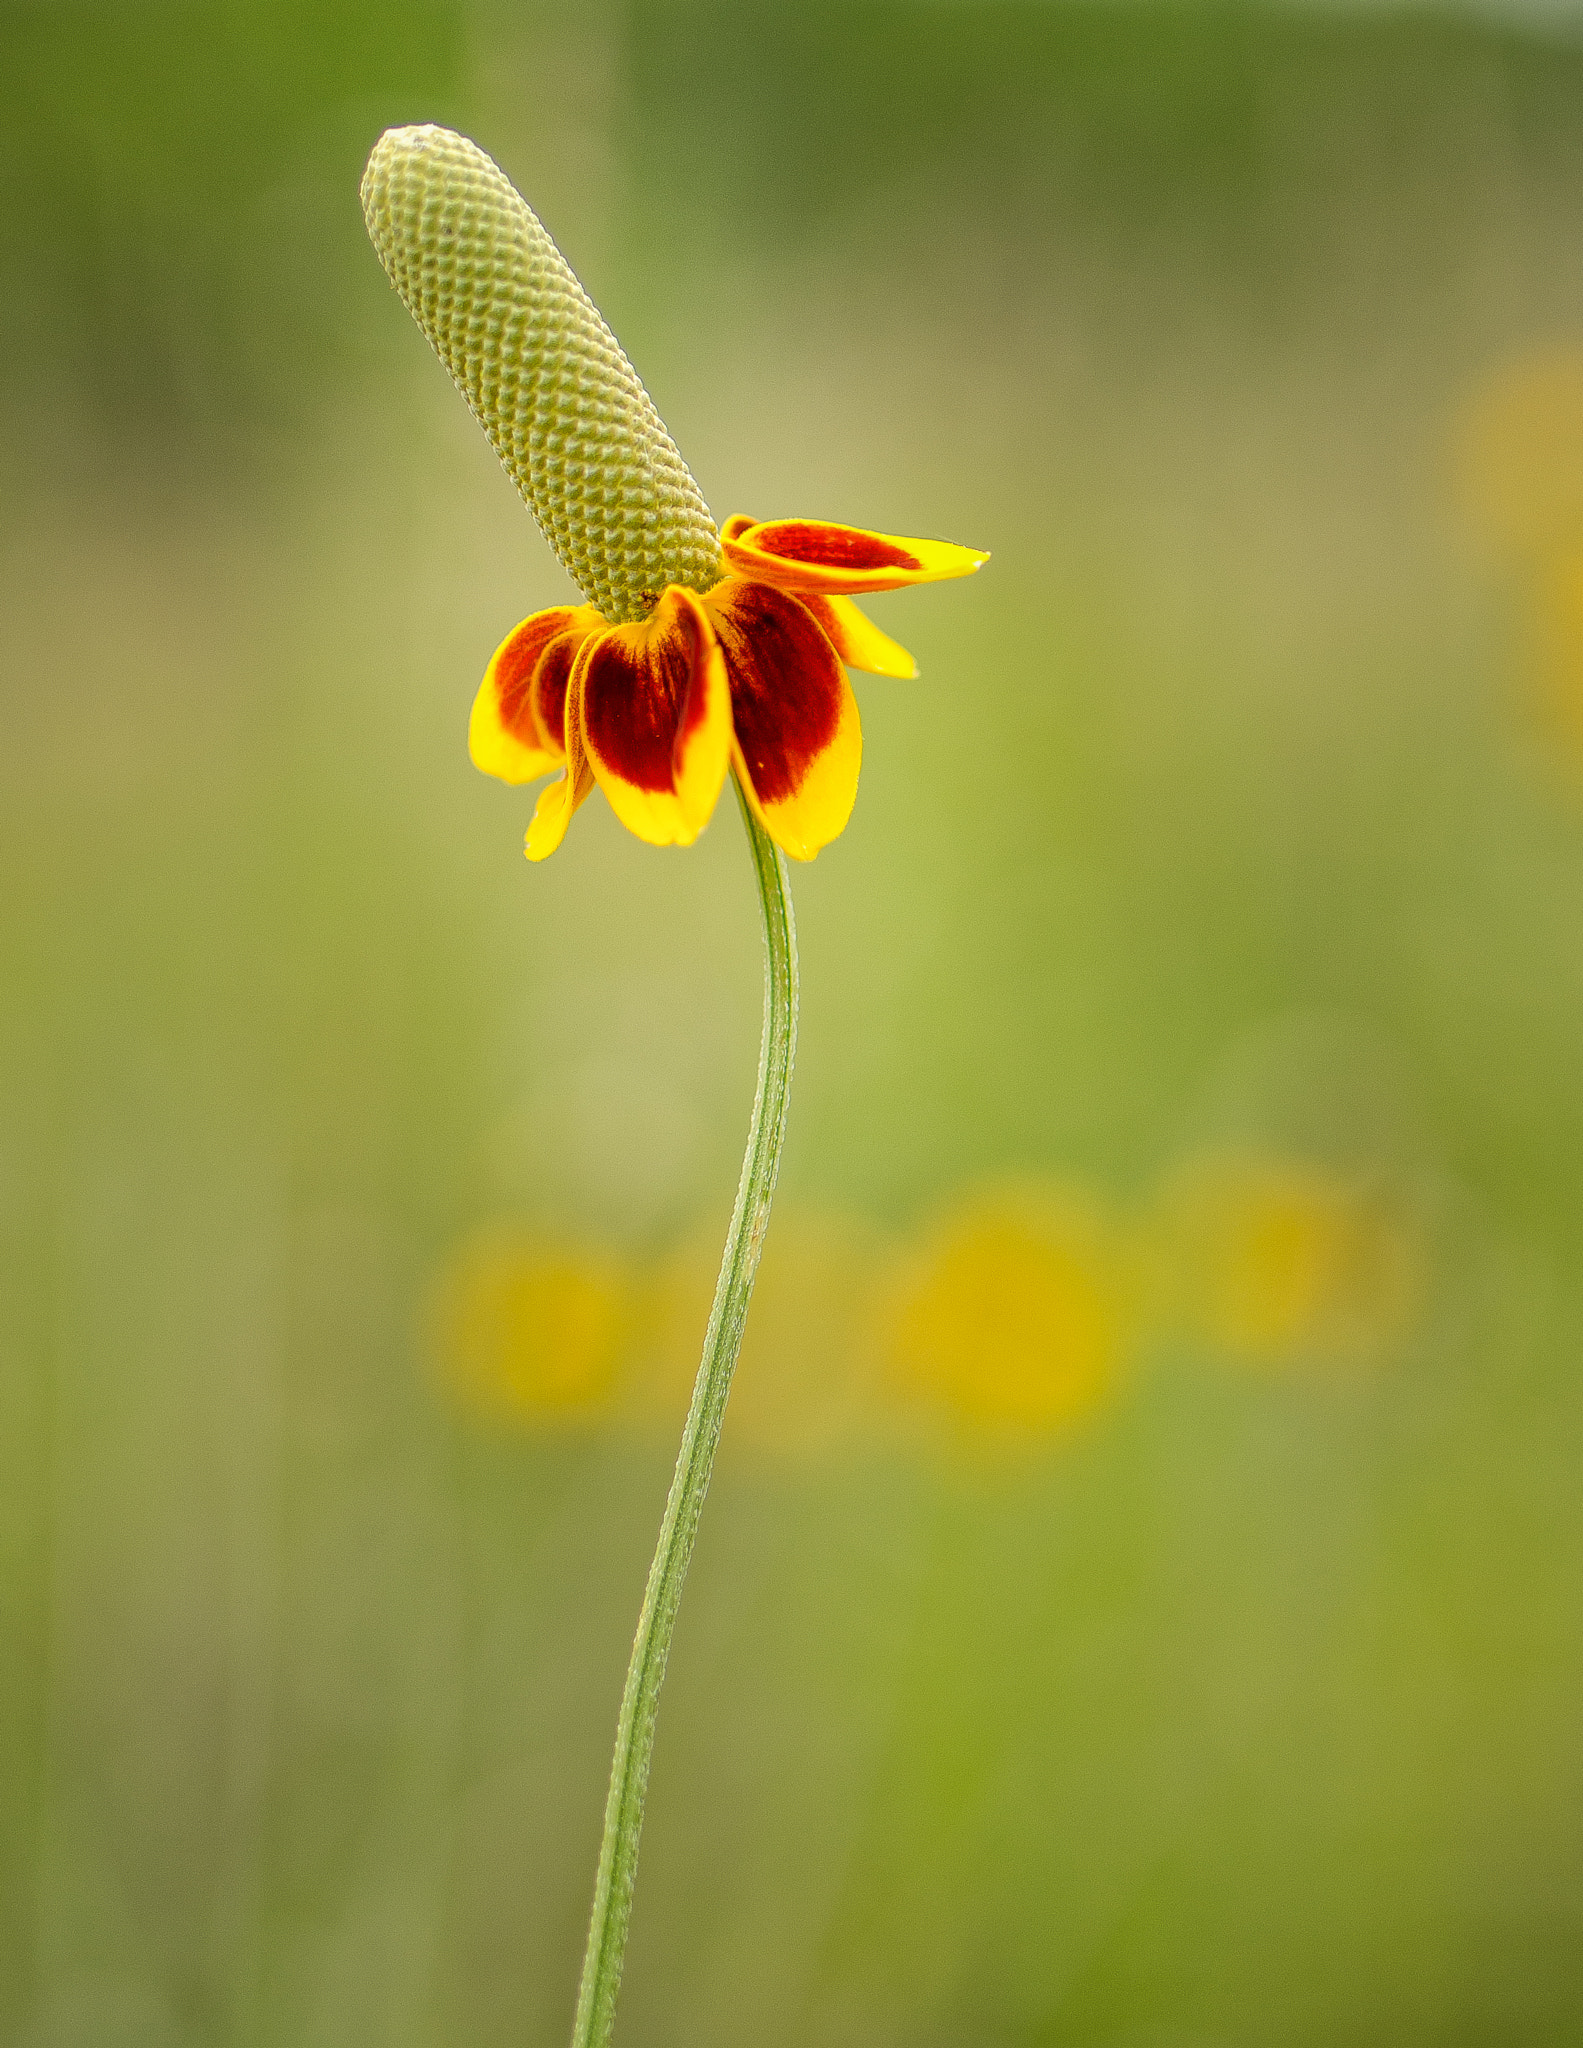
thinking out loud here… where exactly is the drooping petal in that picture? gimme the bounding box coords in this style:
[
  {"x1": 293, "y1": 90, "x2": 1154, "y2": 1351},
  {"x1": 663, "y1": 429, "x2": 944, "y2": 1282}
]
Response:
[
  {"x1": 575, "y1": 586, "x2": 731, "y2": 847},
  {"x1": 705, "y1": 580, "x2": 862, "y2": 862},
  {"x1": 720, "y1": 515, "x2": 988, "y2": 596},
  {"x1": 525, "y1": 662, "x2": 597, "y2": 862},
  {"x1": 528, "y1": 627, "x2": 590, "y2": 756},
  {"x1": 471, "y1": 604, "x2": 603, "y2": 782},
  {"x1": 795, "y1": 593, "x2": 917, "y2": 678}
]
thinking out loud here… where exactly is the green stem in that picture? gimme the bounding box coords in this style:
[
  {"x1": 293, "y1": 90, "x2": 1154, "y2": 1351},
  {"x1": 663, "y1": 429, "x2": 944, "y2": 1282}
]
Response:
[{"x1": 570, "y1": 770, "x2": 799, "y2": 2048}]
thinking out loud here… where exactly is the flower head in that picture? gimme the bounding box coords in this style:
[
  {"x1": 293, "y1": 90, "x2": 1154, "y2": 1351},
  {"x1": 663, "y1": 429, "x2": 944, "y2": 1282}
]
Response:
[
  {"x1": 432, "y1": 1227, "x2": 631, "y2": 1427},
  {"x1": 362, "y1": 126, "x2": 986, "y2": 860}
]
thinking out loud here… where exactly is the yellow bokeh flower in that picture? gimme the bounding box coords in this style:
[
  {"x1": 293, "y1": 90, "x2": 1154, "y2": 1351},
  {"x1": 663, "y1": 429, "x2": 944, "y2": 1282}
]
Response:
[
  {"x1": 1160, "y1": 1154, "x2": 1425, "y2": 1374},
  {"x1": 1527, "y1": 538, "x2": 1583, "y2": 767},
  {"x1": 431, "y1": 1228, "x2": 631, "y2": 1427},
  {"x1": 1453, "y1": 348, "x2": 1583, "y2": 565},
  {"x1": 882, "y1": 1185, "x2": 1131, "y2": 1447},
  {"x1": 1454, "y1": 348, "x2": 1583, "y2": 772}
]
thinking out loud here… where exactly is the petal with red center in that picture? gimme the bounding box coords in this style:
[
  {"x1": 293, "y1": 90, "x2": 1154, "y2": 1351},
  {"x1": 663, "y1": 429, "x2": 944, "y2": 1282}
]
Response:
[
  {"x1": 525, "y1": 662, "x2": 597, "y2": 862},
  {"x1": 796, "y1": 593, "x2": 917, "y2": 678},
  {"x1": 705, "y1": 581, "x2": 862, "y2": 862},
  {"x1": 576, "y1": 586, "x2": 731, "y2": 847},
  {"x1": 720, "y1": 516, "x2": 988, "y2": 595},
  {"x1": 471, "y1": 605, "x2": 603, "y2": 783},
  {"x1": 528, "y1": 628, "x2": 587, "y2": 755}
]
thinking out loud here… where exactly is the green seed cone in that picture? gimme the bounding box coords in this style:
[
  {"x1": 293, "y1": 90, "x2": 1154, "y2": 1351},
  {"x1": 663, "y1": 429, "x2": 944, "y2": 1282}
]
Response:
[{"x1": 361, "y1": 125, "x2": 722, "y2": 624}]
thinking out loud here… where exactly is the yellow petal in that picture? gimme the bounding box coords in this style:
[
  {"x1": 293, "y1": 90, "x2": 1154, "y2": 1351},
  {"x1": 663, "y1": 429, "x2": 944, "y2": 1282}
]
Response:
[{"x1": 796, "y1": 592, "x2": 917, "y2": 678}]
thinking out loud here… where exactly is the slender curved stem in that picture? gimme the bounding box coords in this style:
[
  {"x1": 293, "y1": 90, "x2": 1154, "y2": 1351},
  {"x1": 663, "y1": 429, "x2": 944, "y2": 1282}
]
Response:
[{"x1": 570, "y1": 771, "x2": 799, "y2": 2048}]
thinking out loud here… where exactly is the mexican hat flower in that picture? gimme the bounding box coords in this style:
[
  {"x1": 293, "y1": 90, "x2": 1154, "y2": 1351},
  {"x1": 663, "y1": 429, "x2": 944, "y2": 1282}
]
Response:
[
  {"x1": 360, "y1": 125, "x2": 986, "y2": 862},
  {"x1": 361, "y1": 125, "x2": 987, "y2": 2048}
]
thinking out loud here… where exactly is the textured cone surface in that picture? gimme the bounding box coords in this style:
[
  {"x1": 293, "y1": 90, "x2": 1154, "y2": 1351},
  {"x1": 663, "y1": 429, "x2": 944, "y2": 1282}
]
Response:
[{"x1": 362, "y1": 125, "x2": 721, "y2": 624}]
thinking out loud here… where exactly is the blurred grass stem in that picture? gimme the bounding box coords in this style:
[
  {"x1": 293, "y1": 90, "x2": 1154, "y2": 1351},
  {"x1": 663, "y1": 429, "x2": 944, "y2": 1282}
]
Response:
[{"x1": 571, "y1": 770, "x2": 798, "y2": 2048}]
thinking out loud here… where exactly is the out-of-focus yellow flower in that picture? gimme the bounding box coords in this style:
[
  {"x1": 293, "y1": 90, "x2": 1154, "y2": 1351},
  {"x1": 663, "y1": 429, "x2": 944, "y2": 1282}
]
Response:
[
  {"x1": 1527, "y1": 539, "x2": 1583, "y2": 766},
  {"x1": 1160, "y1": 1154, "x2": 1425, "y2": 1373},
  {"x1": 624, "y1": 1211, "x2": 885, "y2": 1461},
  {"x1": 432, "y1": 1228, "x2": 630, "y2": 1427},
  {"x1": 1454, "y1": 349, "x2": 1583, "y2": 564},
  {"x1": 1453, "y1": 350, "x2": 1583, "y2": 771},
  {"x1": 882, "y1": 1186, "x2": 1130, "y2": 1446}
]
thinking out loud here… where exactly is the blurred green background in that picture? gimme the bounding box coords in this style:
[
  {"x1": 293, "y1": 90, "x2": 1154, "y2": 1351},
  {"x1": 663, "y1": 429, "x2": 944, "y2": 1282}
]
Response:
[{"x1": 6, "y1": 1, "x2": 1583, "y2": 2043}]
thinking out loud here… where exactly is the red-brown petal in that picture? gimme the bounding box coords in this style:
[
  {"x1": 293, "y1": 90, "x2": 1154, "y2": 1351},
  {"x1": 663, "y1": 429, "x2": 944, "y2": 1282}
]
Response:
[
  {"x1": 471, "y1": 604, "x2": 603, "y2": 783},
  {"x1": 525, "y1": 660, "x2": 598, "y2": 862},
  {"x1": 576, "y1": 587, "x2": 731, "y2": 847},
  {"x1": 531, "y1": 630, "x2": 584, "y2": 754},
  {"x1": 705, "y1": 581, "x2": 862, "y2": 860},
  {"x1": 719, "y1": 516, "x2": 989, "y2": 596}
]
